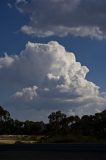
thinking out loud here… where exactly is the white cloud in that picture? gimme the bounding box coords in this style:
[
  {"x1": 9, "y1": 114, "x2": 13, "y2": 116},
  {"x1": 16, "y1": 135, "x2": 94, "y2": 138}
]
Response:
[
  {"x1": 0, "y1": 41, "x2": 106, "y2": 121},
  {"x1": 15, "y1": 0, "x2": 106, "y2": 39},
  {"x1": 0, "y1": 53, "x2": 14, "y2": 69},
  {"x1": 12, "y1": 86, "x2": 38, "y2": 102},
  {"x1": 21, "y1": 26, "x2": 104, "y2": 39}
]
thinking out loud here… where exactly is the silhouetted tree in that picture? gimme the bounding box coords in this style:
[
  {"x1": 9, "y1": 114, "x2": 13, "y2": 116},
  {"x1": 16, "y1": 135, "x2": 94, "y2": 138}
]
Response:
[
  {"x1": 0, "y1": 106, "x2": 10, "y2": 121},
  {"x1": 48, "y1": 111, "x2": 67, "y2": 134}
]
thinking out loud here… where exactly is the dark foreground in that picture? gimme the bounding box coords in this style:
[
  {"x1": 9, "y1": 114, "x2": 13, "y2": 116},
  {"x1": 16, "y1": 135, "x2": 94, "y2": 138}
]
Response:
[{"x1": 0, "y1": 144, "x2": 106, "y2": 160}]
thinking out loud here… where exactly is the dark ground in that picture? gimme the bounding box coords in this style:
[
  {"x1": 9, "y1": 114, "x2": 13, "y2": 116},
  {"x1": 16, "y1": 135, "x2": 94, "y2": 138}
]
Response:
[{"x1": 0, "y1": 144, "x2": 106, "y2": 160}]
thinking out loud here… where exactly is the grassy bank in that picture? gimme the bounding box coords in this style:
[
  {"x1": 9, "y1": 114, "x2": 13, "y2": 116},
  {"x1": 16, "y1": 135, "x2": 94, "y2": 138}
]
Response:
[
  {"x1": 0, "y1": 135, "x2": 106, "y2": 144},
  {"x1": 0, "y1": 135, "x2": 44, "y2": 144}
]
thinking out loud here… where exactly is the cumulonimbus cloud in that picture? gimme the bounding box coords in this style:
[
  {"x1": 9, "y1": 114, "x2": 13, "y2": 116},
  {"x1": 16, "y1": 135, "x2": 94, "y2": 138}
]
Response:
[
  {"x1": 15, "y1": 0, "x2": 106, "y2": 39},
  {"x1": 0, "y1": 41, "x2": 106, "y2": 121}
]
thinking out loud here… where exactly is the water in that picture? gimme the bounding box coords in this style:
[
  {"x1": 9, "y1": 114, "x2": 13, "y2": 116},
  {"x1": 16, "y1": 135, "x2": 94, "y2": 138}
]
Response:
[{"x1": 0, "y1": 144, "x2": 106, "y2": 160}]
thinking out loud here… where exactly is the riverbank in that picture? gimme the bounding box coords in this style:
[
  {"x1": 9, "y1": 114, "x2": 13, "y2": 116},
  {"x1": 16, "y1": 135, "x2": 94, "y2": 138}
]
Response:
[{"x1": 0, "y1": 135, "x2": 44, "y2": 144}]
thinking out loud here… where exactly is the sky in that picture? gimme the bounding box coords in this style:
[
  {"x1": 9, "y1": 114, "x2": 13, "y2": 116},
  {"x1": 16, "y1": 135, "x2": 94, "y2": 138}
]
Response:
[{"x1": 0, "y1": 0, "x2": 106, "y2": 121}]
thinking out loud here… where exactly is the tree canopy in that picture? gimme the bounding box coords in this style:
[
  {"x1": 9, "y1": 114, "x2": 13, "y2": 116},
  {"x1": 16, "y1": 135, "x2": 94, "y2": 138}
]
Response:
[{"x1": 0, "y1": 105, "x2": 106, "y2": 143}]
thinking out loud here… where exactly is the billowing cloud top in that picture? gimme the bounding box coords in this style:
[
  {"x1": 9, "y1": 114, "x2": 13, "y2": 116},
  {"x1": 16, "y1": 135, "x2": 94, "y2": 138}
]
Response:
[
  {"x1": 15, "y1": 0, "x2": 106, "y2": 39},
  {"x1": 0, "y1": 41, "x2": 106, "y2": 121}
]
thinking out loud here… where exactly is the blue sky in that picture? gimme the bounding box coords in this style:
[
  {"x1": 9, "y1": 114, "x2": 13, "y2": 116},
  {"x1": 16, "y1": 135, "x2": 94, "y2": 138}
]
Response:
[
  {"x1": 0, "y1": 0, "x2": 106, "y2": 120},
  {"x1": 0, "y1": 0, "x2": 106, "y2": 91}
]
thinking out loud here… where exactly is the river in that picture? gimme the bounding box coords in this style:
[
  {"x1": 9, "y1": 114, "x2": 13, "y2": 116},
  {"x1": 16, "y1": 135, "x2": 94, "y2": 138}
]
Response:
[{"x1": 0, "y1": 144, "x2": 106, "y2": 160}]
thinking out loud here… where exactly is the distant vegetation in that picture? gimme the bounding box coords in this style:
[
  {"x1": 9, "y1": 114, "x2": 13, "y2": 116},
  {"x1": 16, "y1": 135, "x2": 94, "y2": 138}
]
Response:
[{"x1": 0, "y1": 106, "x2": 106, "y2": 143}]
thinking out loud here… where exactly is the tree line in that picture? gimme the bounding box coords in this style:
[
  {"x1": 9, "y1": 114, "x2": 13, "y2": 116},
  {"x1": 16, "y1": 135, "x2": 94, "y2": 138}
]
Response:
[{"x1": 0, "y1": 106, "x2": 106, "y2": 142}]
